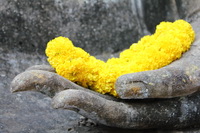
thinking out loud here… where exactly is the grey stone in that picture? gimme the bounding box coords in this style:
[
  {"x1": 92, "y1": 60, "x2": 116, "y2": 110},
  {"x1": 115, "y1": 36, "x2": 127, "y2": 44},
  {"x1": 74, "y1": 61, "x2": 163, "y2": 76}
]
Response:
[
  {"x1": 52, "y1": 89, "x2": 200, "y2": 129},
  {"x1": 176, "y1": 0, "x2": 200, "y2": 22},
  {"x1": 11, "y1": 69, "x2": 117, "y2": 100},
  {"x1": 0, "y1": 50, "x2": 80, "y2": 133},
  {"x1": 2, "y1": 0, "x2": 200, "y2": 132},
  {"x1": 0, "y1": 0, "x2": 148, "y2": 55},
  {"x1": 25, "y1": 65, "x2": 55, "y2": 72},
  {"x1": 143, "y1": 0, "x2": 172, "y2": 33}
]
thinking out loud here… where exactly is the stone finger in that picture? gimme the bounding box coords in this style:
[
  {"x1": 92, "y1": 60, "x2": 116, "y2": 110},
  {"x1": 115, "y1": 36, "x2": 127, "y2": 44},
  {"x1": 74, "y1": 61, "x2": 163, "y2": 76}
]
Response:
[
  {"x1": 116, "y1": 66, "x2": 200, "y2": 99},
  {"x1": 25, "y1": 65, "x2": 55, "y2": 72},
  {"x1": 10, "y1": 70, "x2": 84, "y2": 97},
  {"x1": 10, "y1": 70, "x2": 117, "y2": 100},
  {"x1": 52, "y1": 89, "x2": 200, "y2": 129}
]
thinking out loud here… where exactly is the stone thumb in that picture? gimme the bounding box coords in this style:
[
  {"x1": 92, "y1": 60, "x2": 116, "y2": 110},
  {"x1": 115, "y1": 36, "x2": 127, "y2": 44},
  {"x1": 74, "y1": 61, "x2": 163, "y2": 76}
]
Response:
[
  {"x1": 115, "y1": 66, "x2": 200, "y2": 99},
  {"x1": 52, "y1": 89, "x2": 141, "y2": 128}
]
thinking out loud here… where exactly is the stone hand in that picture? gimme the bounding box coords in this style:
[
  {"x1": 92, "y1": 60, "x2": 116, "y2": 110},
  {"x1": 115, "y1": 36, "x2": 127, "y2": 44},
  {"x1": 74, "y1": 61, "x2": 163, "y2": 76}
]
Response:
[{"x1": 10, "y1": 19, "x2": 200, "y2": 129}]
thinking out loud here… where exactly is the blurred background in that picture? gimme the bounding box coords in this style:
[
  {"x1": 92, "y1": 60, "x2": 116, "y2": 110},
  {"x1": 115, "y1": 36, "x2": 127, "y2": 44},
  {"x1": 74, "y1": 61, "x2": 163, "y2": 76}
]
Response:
[{"x1": 0, "y1": 0, "x2": 200, "y2": 132}]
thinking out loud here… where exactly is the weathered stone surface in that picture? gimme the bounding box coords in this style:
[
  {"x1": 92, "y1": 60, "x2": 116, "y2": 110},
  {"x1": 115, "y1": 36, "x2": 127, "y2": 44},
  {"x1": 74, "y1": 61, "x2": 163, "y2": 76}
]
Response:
[
  {"x1": 52, "y1": 89, "x2": 200, "y2": 129},
  {"x1": 11, "y1": 68, "x2": 117, "y2": 100},
  {"x1": 0, "y1": 91, "x2": 80, "y2": 133},
  {"x1": 143, "y1": 0, "x2": 171, "y2": 33},
  {"x1": 176, "y1": 0, "x2": 200, "y2": 22},
  {"x1": 25, "y1": 65, "x2": 55, "y2": 72},
  {"x1": 0, "y1": 0, "x2": 148, "y2": 55},
  {"x1": 0, "y1": 51, "x2": 82, "y2": 133},
  {"x1": 2, "y1": 0, "x2": 200, "y2": 132}
]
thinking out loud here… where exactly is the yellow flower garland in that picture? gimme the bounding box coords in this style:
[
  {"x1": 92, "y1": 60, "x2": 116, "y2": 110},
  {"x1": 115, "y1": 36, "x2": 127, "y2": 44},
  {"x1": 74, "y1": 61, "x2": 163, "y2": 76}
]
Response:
[{"x1": 46, "y1": 20, "x2": 195, "y2": 97}]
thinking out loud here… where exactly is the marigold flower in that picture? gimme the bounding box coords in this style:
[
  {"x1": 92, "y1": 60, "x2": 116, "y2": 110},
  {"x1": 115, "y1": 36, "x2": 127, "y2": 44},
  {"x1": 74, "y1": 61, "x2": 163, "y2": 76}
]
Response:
[{"x1": 45, "y1": 20, "x2": 195, "y2": 97}]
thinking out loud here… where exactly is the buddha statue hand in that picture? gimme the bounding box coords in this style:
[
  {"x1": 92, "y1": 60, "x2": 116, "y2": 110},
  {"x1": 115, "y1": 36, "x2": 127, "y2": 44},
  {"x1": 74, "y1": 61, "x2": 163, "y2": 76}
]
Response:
[{"x1": 10, "y1": 19, "x2": 200, "y2": 129}]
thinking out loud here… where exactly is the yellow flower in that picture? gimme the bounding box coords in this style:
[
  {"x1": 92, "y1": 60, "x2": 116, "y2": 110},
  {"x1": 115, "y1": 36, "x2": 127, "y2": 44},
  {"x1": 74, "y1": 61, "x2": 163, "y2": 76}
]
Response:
[{"x1": 45, "y1": 20, "x2": 195, "y2": 97}]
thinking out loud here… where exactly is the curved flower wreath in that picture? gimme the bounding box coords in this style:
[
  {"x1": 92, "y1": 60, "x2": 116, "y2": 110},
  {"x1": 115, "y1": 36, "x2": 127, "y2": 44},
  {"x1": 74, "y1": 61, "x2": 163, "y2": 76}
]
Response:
[{"x1": 45, "y1": 20, "x2": 195, "y2": 97}]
